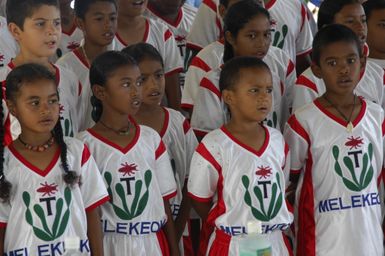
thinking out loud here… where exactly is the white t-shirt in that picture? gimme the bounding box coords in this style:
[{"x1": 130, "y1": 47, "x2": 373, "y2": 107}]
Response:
[
  {"x1": 52, "y1": 25, "x2": 83, "y2": 62},
  {"x1": 284, "y1": 98, "x2": 384, "y2": 256},
  {"x1": 0, "y1": 16, "x2": 18, "y2": 68},
  {"x1": 368, "y1": 58, "x2": 385, "y2": 69},
  {"x1": 0, "y1": 137, "x2": 109, "y2": 255},
  {"x1": 188, "y1": 125, "x2": 293, "y2": 255},
  {"x1": 114, "y1": 18, "x2": 183, "y2": 76}
]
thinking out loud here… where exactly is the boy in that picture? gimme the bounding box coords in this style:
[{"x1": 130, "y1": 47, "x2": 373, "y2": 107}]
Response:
[
  {"x1": 57, "y1": 0, "x2": 117, "y2": 131},
  {"x1": 115, "y1": 0, "x2": 183, "y2": 110},
  {"x1": 363, "y1": 0, "x2": 385, "y2": 69},
  {"x1": 284, "y1": 24, "x2": 383, "y2": 256},
  {"x1": 2, "y1": 0, "x2": 79, "y2": 141},
  {"x1": 0, "y1": 15, "x2": 18, "y2": 68}
]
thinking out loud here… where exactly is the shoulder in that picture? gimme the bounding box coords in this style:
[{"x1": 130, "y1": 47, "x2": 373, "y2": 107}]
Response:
[
  {"x1": 139, "y1": 124, "x2": 162, "y2": 141},
  {"x1": 182, "y1": 3, "x2": 198, "y2": 16},
  {"x1": 363, "y1": 98, "x2": 384, "y2": 116},
  {"x1": 56, "y1": 51, "x2": 77, "y2": 68}
]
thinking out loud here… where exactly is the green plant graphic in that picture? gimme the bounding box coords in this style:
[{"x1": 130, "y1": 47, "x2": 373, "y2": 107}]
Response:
[
  {"x1": 242, "y1": 172, "x2": 282, "y2": 222},
  {"x1": 105, "y1": 170, "x2": 152, "y2": 220},
  {"x1": 23, "y1": 187, "x2": 71, "y2": 242},
  {"x1": 266, "y1": 111, "x2": 278, "y2": 128},
  {"x1": 332, "y1": 143, "x2": 374, "y2": 192},
  {"x1": 272, "y1": 25, "x2": 288, "y2": 49}
]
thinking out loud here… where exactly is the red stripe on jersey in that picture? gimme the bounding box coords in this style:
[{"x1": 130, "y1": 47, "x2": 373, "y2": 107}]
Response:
[
  {"x1": 287, "y1": 115, "x2": 310, "y2": 145},
  {"x1": 265, "y1": 0, "x2": 276, "y2": 9},
  {"x1": 286, "y1": 60, "x2": 295, "y2": 78},
  {"x1": 297, "y1": 150, "x2": 316, "y2": 256},
  {"x1": 282, "y1": 233, "x2": 294, "y2": 256},
  {"x1": 183, "y1": 119, "x2": 191, "y2": 134},
  {"x1": 208, "y1": 230, "x2": 231, "y2": 255},
  {"x1": 196, "y1": 143, "x2": 221, "y2": 172},
  {"x1": 383, "y1": 72, "x2": 385, "y2": 85},
  {"x1": 73, "y1": 48, "x2": 90, "y2": 69},
  {"x1": 203, "y1": 0, "x2": 217, "y2": 12},
  {"x1": 0, "y1": 222, "x2": 6, "y2": 228},
  {"x1": 85, "y1": 195, "x2": 110, "y2": 212},
  {"x1": 200, "y1": 77, "x2": 221, "y2": 99},
  {"x1": 282, "y1": 142, "x2": 289, "y2": 169},
  {"x1": 164, "y1": 29, "x2": 173, "y2": 41},
  {"x1": 156, "y1": 230, "x2": 171, "y2": 256},
  {"x1": 300, "y1": 4, "x2": 307, "y2": 31},
  {"x1": 193, "y1": 129, "x2": 208, "y2": 138},
  {"x1": 155, "y1": 140, "x2": 167, "y2": 160},
  {"x1": 163, "y1": 190, "x2": 177, "y2": 200},
  {"x1": 81, "y1": 144, "x2": 91, "y2": 167},
  {"x1": 285, "y1": 198, "x2": 294, "y2": 214},
  {"x1": 188, "y1": 191, "x2": 212, "y2": 202},
  {"x1": 78, "y1": 81, "x2": 82, "y2": 96},
  {"x1": 186, "y1": 42, "x2": 203, "y2": 51},
  {"x1": 190, "y1": 56, "x2": 211, "y2": 72},
  {"x1": 280, "y1": 81, "x2": 284, "y2": 96},
  {"x1": 159, "y1": 107, "x2": 169, "y2": 138},
  {"x1": 216, "y1": 17, "x2": 223, "y2": 38},
  {"x1": 62, "y1": 23, "x2": 77, "y2": 36},
  {"x1": 382, "y1": 118, "x2": 385, "y2": 136},
  {"x1": 165, "y1": 67, "x2": 183, "y2": 76},
  {"x1": 3, "y1": 113, "x2": 12, "y2": 146},
  {"x1": 181, "y1": 103, "x2": 193, "y2": 110},
  {"x1": 296, "y1": 75, "x2": 318, "y2": 93}
]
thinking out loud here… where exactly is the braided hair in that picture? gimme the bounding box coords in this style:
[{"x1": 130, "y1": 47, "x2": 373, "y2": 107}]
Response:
[{"x1": 0, "y1": 82, "x2": 11, "y2": 201}]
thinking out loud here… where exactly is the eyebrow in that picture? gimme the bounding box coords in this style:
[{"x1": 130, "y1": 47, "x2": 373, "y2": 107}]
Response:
[
  {"x1": 324, "y1": 53, "x2": 357, "y2": 61},
  {"x1": 26, "y1": 93, "x2": 58, "y2": 99},
  {"x1": 92, "y1": 11, "x2": 117, "y2": 15}
]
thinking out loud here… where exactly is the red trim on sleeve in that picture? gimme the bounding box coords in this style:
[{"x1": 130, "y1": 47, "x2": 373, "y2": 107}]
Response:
[
  {"x1": 165, "y1": 67, "x2": 183, "y2": 77},
  {"x1": 78, "y1": 81, "x2": 82, "y2": 97},
  {"x1": 155, "y1": 140, "x2": 167, "y2": 160},
  {"x1": 181, "y1": 103, "x2": 193, "y2": 110},
  {"x1": 286, "y1": 60, "x2": 295, "y2": 78},
  {"x1": 193, "y1": 129, "x2": 208, "y2": 138},
  {"x1": 81, "y1": 144, "x2": 91, "y2": 167},
  {"x1": 296, "y1": 75, "x2": 318, "y2": 93},
  {"x1": 62, "y1": 23, "x2": 77, "y2": 36},
  {"x1": 163, "y1": 190, "x2": 177, "y2": 200},
  {"x1": 265, "y1": 0, "x2": 276, "y2": 9},
  {"x1": 196, "y1": 143, "x2": 221, "y2": 173},
  {"x1": 164, "y1": 29, "x2": 173, "y2": 41},
  {"x1": 0, "y1": 222, "x2": 6, "y2": 228},
  {"x1": 383, "y1": 72, "x2": 385, "y2": 85},
  {"x1": 183, "y1": 119, "x2": 191, "y2": 134},
  {"x1": 190, "y1": 57, "x2": 211, "y2": 72},
  {"x1": 188, "y1": 191, "x2": 212, "y2": 202},
  {"x1": 203, "y1": 0, "x2": 217, "y2": 12},
  {"x1": 200, "y1": 77, "x2": 221, "y2": 99},
  {"x1": 382, "y1": 119, "x2": 385, "y2": 136},
  {"x1": 186, "y1": 42, "x2": 203, "y2": 51},
  {"x1": 287, "y1": 115, "x2": 310, "y2": 145},
  {"x1": 85, "y1": 195, "x2": 110, "y2": 212},
  {"x1": 290, "y1": 169, "x2": 301, "y2": 175}
]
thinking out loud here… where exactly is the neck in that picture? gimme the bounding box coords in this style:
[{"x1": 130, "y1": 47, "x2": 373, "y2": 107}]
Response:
[
  {"x1": 150, "y1": 4, "x2": 180, "y2": 23},
  {"x1": 99, "y1": 110, "x2": 131, "y2": 131},
  {"x1": 13, "y1": 53, "x2": 52, "y2": 71},
  {"x1": 18, "y1": 131, "x2": 53, "y2": 147},
  {"x1": 226, "y1": 117, "x2": 264, "y2": 135},
  {"x1": 82, "y1": 42, "x2": 109, "y2": 64},
  {"x1": 136, "y1": 103, "x2": 161, "y2": 114},
  {"x1": 323, "y1": 92, "x2": 355, "y2": 107},
  {"x1": 118, "y1": 14, "x2": 144, "y2": 31}
]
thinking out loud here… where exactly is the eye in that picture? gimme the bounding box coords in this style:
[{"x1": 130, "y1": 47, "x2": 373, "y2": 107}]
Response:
[
  {"x1": 48, "y1": 98, "x2": 59, "y2": 104},
  {"x1": 378, "y1": 22, "x2": 385, "y2": 28},
  {"x1": 155, "y1": 72, "x2": 164, "y2": 79},
  {"x1": 30, "y1": 100, "x2": 39, "y2": 106},
  {"x1": 347, "y1": 57, "x2": 356, "y2": 64},
  {"x1": 249, "y1": 88, "x2": 259, "y2": 93},
  {"x1": 247, "y1": 33, "x2": 256, "y2": 39},
  {"x1": 110, "y1": 15, "x2": 117, "y2": 22},
  {"x1": 327, "y1": 60, "x2": 337, "y2": 66},
  {"x1": 264, "y1": 30, "x2": 272, "y2": 39},
  {"x1": 54, "y1": 20, "x2": 61, "y2": 27},
  {"x1": 36, "y1": 21, "x2": 45, "y2": 27},
  {"x1": 266, "y1": 88, "x2": 273, "y2": 94}
]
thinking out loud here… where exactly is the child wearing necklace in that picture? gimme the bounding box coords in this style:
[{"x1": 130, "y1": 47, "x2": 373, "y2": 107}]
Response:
[
  {"x1": 0, "y1": 63, "x2": 109, "y2": 255},
  {"x1": 77, "y1": 51, "x2": 180, "y2": 255},
  {"x1": 284, "y1": 24, "x2": 384, "y2": 256}
]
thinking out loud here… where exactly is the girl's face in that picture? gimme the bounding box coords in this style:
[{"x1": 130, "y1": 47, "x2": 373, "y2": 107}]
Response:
[
  {"x1": 138, "y1": 58, "x2": 165, "y2": 106},
  {"x1": 99, "y1": 65, "x2": 143, "y2": 116},
  {"x1": 223, "y1": 67, "x2": 273, "y2": 123},
  {"x1": 334, "y1": 3, "x2": 367, "y2": 46},
  {"x1": 118, "y1": 0, "x2": 148, "y2": 17},
  {"x1": 7, "y1": 79, "x2": 60, "y2": 134},
  {"x1": 226, "y1": 14, "x2": 272, "y2": 60}
]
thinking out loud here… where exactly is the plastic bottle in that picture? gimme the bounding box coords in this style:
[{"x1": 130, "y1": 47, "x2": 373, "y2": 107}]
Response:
[{"x1": 238, "y1": 221, "x2": 272, "y2": 256}]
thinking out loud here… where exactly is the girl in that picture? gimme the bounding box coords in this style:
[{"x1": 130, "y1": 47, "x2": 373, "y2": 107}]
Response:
[
  {"x1": 292, "y1": 0, "x2": 385, "y2": 112},
  {"x1": 123, "y1": 43, "x2": 198, "y2": 255},
  {"x1": 0, "y1": 63, "x2": 109, "y2": 255},
  {"x1": 190, "y1": 0, "x2": 292, "y2": 139},
  {"x1": 115, "y1": 0, "x2": 183, "y2": 110},
  {"x1": 77, "y1": 51, "x2": 180, "y2": 255},
  {"x1": 285, "y1": 24, "x2": 383, "y2": 256},
  {"x1": 188, "y1": 56, "x2": 293, "y2": 255}
]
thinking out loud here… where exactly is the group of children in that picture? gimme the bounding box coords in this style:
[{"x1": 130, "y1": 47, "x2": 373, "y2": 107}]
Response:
[{"x1": 0, "y1": 0, "x2": 384, "y2": 255}]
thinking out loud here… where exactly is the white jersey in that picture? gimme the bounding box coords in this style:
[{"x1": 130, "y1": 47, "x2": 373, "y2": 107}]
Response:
[
  {"x1": 188, "y1": 126, "x2": 293, "y2": 255},
  {"x1": 368, "y1": 58, "x2": 385, "y2": 70},
  {"x1": 0, "y1": 16, "x2": 18, "y2": 68},
  {"x1": 186, "y1": 0, "x2": 313, "y2": 63},
  {"x1": 0, "y1": 62, "x2": 80, "y2": 140},
  {"x1": 292, "y1": 62, "x2": 385, "y2": 112},
  {"x1": 114, "y1": 18, "x2": 183, "y2": 75},
  {"x1": 284, "y1": 98, "x2": 384, "y2": 256},
  {"x1": 0, "y1": 137, "x2": 109, "y2": 255},
  {"x1": 77, "y1": 125, "x2": 177, "y2": 254},
  {"x1": 52, "y1": 25, "x2": 83, "y2": 62}
]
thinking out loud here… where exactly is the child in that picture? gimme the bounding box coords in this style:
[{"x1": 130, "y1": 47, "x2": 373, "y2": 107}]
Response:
[
  {"x1": 190, "y1": 0, "x2": 288, "y2": 137},
  {"x1": 115, "y1": 0, "x2": 183, "y2": 110},
  {"x1": 186, "y1": 0, "x2": 313, "y2": 74},
  {"x1": 2, "y1": 0, "x2": 80, "y2": 140},
  {"x1": 292, "y1": 0, "x2": 385, "y2": 112},
  {"x1": 284, "y1": 24, "x2": 384, "y2": 256},
  {"x1": 188, "y1": 56, "x2": 293, "y2": 255},
  {"x1": 57, "y1": 0, "x2": 117, "y2": 131},
  {"x1": 0, "y1": 16, "x2": 18, "y2": 68},
  {"x1": 0, "y1": 63, "x2": 109, "y2": 255},
  {"x1": 363, "y1": 0, "x2": 385, "y2": 69},
  {"x1": 182, "y1": 0, "x2": 296, "y2": 115},
  {"x1": 123, "y1": 43, "x2": 199, "y2": 255},
  {"x1": 77, "y1": 51, "x2": 180, "y2": 255}
]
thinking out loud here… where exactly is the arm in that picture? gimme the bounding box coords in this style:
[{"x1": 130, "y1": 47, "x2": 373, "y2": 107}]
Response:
[
  {"x1": 0, "y1": 227, "x2": 5, "y2": 254},
  {"x1": 174, "y1": 181, "x2": 192, "y2": 240},
  {"x1": 163, "y1": 199, "x2": 181, "y2": 256},
  {"x1": 295, "y1": 53, "x2": 311, "y2": 76},
  {"x1": 191, "y1": 199, "x2": 212, "y2": 221},
  {"x1": 86, "y1": 208, "x2": 103, "y2": 256}
]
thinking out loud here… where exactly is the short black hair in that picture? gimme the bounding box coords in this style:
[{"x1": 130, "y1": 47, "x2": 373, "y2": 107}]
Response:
[
  {"x1": 219, "y1": 56, "x2": 270, "y2": 92},
  {"x1": 89, "y1": 50, "x2": 137, "y2": 122},
  {"x1": 312, "y1": 24, "x2": 362, "y2": 66},
  {"x1": 6, "y1": 0, "x2": 59, "y2": 29},
  {"x1": 74, "y1": 0, "x2": 117, "y2": 19},
  {"x1": 318, "y1": 0, "x2": 361, "y2": 30},
  {"x1": 363, "y1": 0, "x2": 385, "y2": 20},
  {"x1": 122, "y1": 42, "x2": 164, "y2": 68}
]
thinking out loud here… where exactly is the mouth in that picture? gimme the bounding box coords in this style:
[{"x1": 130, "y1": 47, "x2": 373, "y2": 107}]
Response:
[
  {"x1": 132, "y1": 99, "x2": 141, "y2": 107},
  {"x1": 257, "y1": 106, "x2": 269, "y2": 112},
  {"x1": 45, "y1": 40, "x2": 57, "y2": 48},
  {"x1": 132, "y1": 0, "x2": 145, "y2": 7},
  {"x1": 254, "y1": 51, "x2": 267, "y2": 59},
  {"x1": 39, "y1": 117, "x2": 54, "y2": 125},
  {"x1": 337, "y1": 77, "x2": 353, "y2": 86},
  {"x1": 102, "y1": 32, "x2": 114, "y2": 39},
  {"x1": 148, "y1": 91, "x2": 161, "y2": 97}
]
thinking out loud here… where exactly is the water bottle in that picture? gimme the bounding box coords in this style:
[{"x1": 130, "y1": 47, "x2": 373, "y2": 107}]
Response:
[{"x1": 239, "y1": 221, "x2": 272, "y2": 256}]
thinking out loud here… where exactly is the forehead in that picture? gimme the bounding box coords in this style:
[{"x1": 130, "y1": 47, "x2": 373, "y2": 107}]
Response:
[
  {"x1": 86, "y1": 1, "x2": 117, "y2": 14},
  {"x1": 319, "y1": 41, "x2": 359, "y2": 59},
  {"x1": 240, "y1": 15, "x2": 270, "y2": 31},
  {"x1": 335, "y1": 3, "x2": 365, "y2": 18},
  {"x1": 27, "y1": 4, "x2": 60, "y2": 18},
  {"x1": 236, "y1": 67, "x2": 272, "y2": 85},
  {"x1": 16, "y1": 79, "x2": 57, "y2": 97},
  {"x1": 108, "y1": 65, "x2": 141, "y2": 79},
  {"x1": 368, "y1": 8, "x2": 385, "y2": 21}
]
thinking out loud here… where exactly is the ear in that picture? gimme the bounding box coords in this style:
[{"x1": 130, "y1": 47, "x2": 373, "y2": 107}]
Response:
[
  {"x1": 75, "y1": 17, "x2": 85, "y2": 31},
  {"x1": 359, "y1": 55, "x2": 367, "y2": 72},
  {"x1": 224, "y1": 31, "x2": 235, "y2": 47},
  {"x1": 8, "y1": 23, "x2": 23, "y2": 42},
  {"x1": 222, "y1": 89, "x2": 234, "y2": 106},
  {"x1": 218, "y1": 4, "x2": 226, "y2": 19},
  {"x1": 6, "y1": 100, "x2": 17, "y2": 117},
  {"x1": 92, "y1": 84, "x2": 106, "y2": 101},
  {"x1": 311, "y1": 62, "x2": 322, "y2": 79}
]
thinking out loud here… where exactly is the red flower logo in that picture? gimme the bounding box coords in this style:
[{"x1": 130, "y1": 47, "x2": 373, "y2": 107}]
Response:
[
  {"x1": 67, "y1": 41, "x2": 80, "y2": 50},
  {"x1": 118, "y1": 163, "x2": 138, "y2": 176},
  {"x1": 255, "y1": 165, "x2": 272, "y2": 179},
  {"x1": 36, "y1": 182, "x2": 58, "y2": 196},
  {"x1": 345, "y1": 136, "x2": 364, "y2": 150}
]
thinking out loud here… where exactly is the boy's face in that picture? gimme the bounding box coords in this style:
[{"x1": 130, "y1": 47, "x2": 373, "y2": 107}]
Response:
[
  {"x1": 334, "y1": 3, "x2": 367, "y2": 46},
  {"x1": 138, "y1": 58, "x2": 165, "y2": 106},
  {"x1": 149, "y1": 0, "x2": 182, "y2": 16},
  {"x1": 77, "y1": 1, "x2": 117, "y2": 47},
  {"x1": 118, "y1": 0, "x2": 147, "y2": 17},
  {"x1": 366, "y1": 9, "x2": 385, "y2": 58},
  {"x1": 9, "y1": 5, "x2": 61, "y2": 59},
  {"x1": 312, "y1": 41, "x2": 364, "y2": 97}
]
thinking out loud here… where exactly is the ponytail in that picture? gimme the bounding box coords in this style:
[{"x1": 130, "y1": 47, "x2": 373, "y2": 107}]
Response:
[
  {"x1": 91, "y1": 95, "x2": 103, "y2": 123},
  {"x1": 0, "y1": 84, "x2": 11, "y2": 202}
]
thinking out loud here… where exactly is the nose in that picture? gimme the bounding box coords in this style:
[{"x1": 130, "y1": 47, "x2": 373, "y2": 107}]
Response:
[
  {"x1": 339, "y1": 62, "x2": 350, "y2": 74},
  {"x1": 46, "y1": 22, "x2": 59, "y2": 36},
  {"x1": 40, "y1": 102, "x2": 51, "y2": 115}
]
